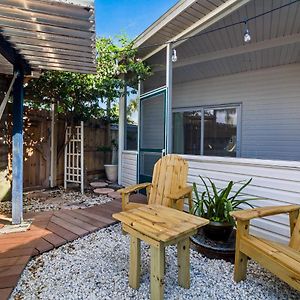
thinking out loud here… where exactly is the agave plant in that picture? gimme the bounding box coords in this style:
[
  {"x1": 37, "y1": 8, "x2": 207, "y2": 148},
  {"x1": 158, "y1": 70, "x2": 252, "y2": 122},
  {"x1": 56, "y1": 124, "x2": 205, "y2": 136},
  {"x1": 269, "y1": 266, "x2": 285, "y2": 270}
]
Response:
[{"x1": 192, "y1": 176, "x2": 255, "y2": 224}]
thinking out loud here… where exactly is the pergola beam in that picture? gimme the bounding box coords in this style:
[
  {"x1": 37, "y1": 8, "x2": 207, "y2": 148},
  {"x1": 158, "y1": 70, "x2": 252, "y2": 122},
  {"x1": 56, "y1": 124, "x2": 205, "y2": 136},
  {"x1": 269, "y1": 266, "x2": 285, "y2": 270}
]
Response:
[
  {"x1": 154, "y1": 33, "x2": 300, "y2": 72},
  {"x1": 0, "y1": 0, "x2": 93, "y2": 20},
  {"x1": 0, "y1": 33, "x2": 31, "y2": 74},
  {"x1": 0, "y1": 16, "x2": 94, "y2": 39},
  {"x1": 141, "y1": 0, "x2": 252, "y2": 61}
]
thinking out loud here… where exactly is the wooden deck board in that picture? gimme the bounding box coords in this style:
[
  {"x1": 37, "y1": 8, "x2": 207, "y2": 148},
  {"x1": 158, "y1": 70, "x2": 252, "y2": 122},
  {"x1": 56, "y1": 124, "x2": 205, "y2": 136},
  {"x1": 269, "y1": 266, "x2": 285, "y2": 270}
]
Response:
[
  {"x1": 0, "y1": 199, "x2": 121, "y2": 299},
  {"x1": 46, "y1": 222, "x2": 79, "y2": 242},
  {"x1": 50, "y1": 216, "x2": 89, "y2": 237},
  {"x1": 0, "y1": 288, "x2": 13, "y2": 300},
  {"x1": 62, "y1": 210, "x2": 107, "y2": 228},
  {"x1": 0, "y1": 256, "x2": 31, "y2": 268},
  {"x1": 53, "y1": 211, "x2": 98, "y2": 232},
  {"x1": 42, "y1": 233, "x2": 67, "y2": 248}
]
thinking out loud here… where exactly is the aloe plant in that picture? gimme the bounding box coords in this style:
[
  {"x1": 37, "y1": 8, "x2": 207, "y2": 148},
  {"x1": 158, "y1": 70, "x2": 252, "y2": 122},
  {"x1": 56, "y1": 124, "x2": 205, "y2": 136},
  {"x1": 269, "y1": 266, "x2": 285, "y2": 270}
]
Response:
[{"x1": 192, "y1": 176, "x2": 255, "y2": 224}]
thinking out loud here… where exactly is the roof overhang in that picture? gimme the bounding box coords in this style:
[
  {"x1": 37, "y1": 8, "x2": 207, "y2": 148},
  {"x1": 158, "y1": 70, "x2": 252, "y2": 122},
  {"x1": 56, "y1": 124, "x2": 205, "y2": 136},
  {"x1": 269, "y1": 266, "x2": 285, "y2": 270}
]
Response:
[
  {"x1": 137, "y1": 0, "x2": 300, "y2": 91},
  {"x1": 134, "y1": 0, "x2": 252, "y2": 61},
  {"x1": 0, "y1": 0, "x2": 96, "y2": 76}
]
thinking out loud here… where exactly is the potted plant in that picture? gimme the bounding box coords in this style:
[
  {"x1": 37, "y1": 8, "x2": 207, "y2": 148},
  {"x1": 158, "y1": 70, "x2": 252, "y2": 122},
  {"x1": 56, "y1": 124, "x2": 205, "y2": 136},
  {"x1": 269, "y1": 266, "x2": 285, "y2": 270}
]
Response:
[
  {"x1": 191, "y1": 176, "x2": 255, "y2": 241},
  {"x1": 97, "y1": 139, "x2": 118, "y2": 182}
]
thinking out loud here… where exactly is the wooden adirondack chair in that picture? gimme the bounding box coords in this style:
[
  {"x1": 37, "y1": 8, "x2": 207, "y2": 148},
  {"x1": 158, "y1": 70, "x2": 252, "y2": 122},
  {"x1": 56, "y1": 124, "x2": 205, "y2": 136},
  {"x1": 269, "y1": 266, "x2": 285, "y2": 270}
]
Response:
[
  {"x1": 231, "y1": 205, "x2": 300, "y2": 291},
  {"x1": 119, "y1": 154, "x2": 193, "y2": 212}
]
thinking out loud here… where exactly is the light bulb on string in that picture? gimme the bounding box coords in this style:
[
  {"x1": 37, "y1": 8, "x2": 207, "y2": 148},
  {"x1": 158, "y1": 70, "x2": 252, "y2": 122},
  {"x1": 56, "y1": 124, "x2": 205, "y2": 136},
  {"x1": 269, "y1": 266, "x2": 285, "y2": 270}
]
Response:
[
  {"x1": 172, "y1": 49, "x2": 177, "y2": 62},
  {"x1": 243, "y1": 20, "x2": 251, "y2": 43}
]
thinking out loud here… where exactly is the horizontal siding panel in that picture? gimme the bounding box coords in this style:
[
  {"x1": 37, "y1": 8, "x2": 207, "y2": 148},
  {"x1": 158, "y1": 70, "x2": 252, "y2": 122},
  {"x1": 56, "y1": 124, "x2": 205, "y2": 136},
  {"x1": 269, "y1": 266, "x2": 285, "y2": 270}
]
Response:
[
  {"x1": 187, "y1": 168, "x2": 300, "y2": 193},
  {"x1": 187, "y1": 161, "x2": 300, "y2": 182},
  {"x1": 121, "y1": 151, "x2": 137, "y2": 187},
  {"x1": 190, "y1": 179, "x2": 300, "y2": 205},
  {"x1": 250, "y1": 227, "x2": 289, "y2": 244},
  {"x1": 181, "y1": 155, "x2": 300, "y2": 243}
]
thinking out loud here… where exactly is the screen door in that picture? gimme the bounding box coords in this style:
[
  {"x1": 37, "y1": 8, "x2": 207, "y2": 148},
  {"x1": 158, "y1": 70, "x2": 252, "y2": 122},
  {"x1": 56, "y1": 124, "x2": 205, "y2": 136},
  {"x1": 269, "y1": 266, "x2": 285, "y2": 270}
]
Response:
[{"x1": 139, "y1": 89, "x2": 166, "y2": 183}]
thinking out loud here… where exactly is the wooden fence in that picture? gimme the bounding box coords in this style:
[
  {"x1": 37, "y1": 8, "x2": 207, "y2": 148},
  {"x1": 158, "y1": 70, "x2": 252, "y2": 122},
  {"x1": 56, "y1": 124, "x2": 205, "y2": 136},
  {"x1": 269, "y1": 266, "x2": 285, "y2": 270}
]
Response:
[{"x1": 0, "y1": 106, "x2": 116, "y2": 200}]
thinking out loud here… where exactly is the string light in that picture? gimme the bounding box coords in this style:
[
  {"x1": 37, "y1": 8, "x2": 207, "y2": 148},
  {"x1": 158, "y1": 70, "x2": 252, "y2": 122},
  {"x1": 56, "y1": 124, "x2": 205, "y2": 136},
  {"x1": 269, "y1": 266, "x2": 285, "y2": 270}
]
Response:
[
  {"x1": 171, "y1": 49, "x2": 177, "y2": 62},
  {"x1": 243, "y1": 21, "x2": 251, "y2": 43}
]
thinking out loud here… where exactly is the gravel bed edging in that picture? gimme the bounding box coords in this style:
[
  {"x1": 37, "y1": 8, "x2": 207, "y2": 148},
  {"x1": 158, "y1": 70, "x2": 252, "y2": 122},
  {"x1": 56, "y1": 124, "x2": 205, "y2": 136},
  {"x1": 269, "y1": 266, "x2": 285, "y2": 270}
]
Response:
[{"x1": 0, "y1": 189, "x2": 112, "y2": 214}]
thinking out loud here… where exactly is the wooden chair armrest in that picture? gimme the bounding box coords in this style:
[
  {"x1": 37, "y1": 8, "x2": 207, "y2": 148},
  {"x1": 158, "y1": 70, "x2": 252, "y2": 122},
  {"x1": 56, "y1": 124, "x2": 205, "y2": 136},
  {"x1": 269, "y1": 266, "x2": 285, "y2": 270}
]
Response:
[
  {"x1": 230, "y1": 205, "x2": 300, "y2": 221},
  {"x1": 118, "y1": 182, "x2": 152, "y2": 195},
  {"x1": 167, "y1": 186, "x2": 193, "y2": 201}
]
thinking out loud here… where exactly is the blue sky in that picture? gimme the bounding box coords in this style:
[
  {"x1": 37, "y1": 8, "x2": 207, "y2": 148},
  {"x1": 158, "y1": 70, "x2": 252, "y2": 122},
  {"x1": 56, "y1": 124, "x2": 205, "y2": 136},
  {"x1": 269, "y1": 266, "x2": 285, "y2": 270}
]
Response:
[{"x1": 95, "y1": 0, "x2": 178, "y2": 39}]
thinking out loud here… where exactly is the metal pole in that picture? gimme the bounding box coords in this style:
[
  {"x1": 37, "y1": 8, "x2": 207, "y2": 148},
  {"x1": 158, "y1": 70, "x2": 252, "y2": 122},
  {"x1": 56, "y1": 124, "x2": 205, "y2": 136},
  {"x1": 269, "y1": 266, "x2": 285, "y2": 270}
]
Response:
[
  {"x1": 166, "y1": 43, "x2": 173, "y2": 154},
  {"x1": 11, "y1": 66, "x2": 24, "y2": 225}
]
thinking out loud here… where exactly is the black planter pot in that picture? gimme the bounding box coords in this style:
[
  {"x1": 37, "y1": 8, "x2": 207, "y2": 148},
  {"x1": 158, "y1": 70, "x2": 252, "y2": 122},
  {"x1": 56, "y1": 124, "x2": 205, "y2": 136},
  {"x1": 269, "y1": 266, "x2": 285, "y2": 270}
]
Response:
[{"x1": 203, "y1": 221, "x2": 234, "y2": 241}]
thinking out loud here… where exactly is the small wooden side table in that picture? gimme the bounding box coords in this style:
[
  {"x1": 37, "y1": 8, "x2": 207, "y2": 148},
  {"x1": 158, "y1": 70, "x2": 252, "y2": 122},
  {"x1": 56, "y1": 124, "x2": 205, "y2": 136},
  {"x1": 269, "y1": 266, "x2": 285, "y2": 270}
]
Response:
[{"x1": 113, "y1": 204, "x2": 209, "y2": 300}]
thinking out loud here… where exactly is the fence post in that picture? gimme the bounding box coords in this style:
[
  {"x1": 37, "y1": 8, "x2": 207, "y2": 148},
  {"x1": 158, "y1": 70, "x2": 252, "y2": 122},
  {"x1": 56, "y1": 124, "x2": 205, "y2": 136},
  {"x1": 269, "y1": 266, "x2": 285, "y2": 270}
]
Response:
[{"x1": 50, "y1": 102, "x2": 58, "y2": 187}]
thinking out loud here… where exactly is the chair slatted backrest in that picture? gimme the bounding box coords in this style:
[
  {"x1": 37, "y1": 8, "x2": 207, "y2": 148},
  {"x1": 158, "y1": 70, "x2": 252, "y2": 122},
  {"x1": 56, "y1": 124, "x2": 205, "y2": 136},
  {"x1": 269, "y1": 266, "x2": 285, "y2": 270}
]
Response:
[
  {"x1": 289, "y1": 214, "x2": 300, "y2": 251},
  {"x1": 148, "y1": 155, "x2": 189, "y2": 211}
]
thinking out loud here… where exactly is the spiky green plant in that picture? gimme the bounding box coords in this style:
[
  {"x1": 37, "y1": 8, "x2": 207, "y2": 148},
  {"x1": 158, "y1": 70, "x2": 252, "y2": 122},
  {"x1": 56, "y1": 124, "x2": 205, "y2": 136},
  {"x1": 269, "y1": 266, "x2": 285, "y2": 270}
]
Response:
[{"x1": 192, "y1": 176, "x2": 256, "y2": 224}]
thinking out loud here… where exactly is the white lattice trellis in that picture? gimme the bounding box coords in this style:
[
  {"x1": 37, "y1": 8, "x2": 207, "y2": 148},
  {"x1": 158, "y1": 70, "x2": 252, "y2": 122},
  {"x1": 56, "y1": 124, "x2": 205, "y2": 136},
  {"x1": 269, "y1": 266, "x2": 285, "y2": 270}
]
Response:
[{"x1": 64, "y1": 122, "x2": 84, "y2": 193}]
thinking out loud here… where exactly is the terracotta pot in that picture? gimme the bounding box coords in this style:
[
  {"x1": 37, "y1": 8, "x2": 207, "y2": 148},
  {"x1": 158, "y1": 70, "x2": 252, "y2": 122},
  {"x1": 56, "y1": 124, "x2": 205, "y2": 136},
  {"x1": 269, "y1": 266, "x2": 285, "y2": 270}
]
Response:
[{"x1": 203, "y1": 221, "x2": 234, "y2": 241}]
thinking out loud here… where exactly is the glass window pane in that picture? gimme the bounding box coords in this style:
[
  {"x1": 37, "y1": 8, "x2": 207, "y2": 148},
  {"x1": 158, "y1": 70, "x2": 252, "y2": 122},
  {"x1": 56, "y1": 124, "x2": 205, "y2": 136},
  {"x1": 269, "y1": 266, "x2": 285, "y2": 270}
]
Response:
[
  {"x1": 125, "y1": 87, "x2": 138, "y2": 150},
  {"x1": 173, "y1": 111, "x2": 201, "y2": 155},
  {"x1": 204, "y1": 108, "x2": 237, "y2": 157}
]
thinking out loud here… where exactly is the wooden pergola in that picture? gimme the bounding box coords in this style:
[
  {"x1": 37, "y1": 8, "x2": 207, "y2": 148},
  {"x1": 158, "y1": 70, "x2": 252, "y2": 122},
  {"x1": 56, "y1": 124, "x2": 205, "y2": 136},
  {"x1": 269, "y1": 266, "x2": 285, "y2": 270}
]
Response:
[{"x1": 0, "y1": 0, "x2": 96, "y2": 225}]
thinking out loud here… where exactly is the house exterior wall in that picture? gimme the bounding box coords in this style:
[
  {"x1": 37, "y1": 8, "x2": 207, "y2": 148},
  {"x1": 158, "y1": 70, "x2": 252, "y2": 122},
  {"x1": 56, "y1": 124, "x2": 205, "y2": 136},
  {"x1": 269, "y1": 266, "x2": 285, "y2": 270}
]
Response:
[
  {"x1": 173, "y1": 63, "x2": 300, "y2": 161},
  {"x1": 120, "y1": 63, "x2": 300, "y2": 244}
]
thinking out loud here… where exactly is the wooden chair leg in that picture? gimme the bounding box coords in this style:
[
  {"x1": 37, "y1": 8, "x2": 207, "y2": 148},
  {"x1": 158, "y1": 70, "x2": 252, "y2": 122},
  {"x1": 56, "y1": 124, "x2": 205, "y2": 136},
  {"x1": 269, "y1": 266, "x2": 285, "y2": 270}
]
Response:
[
  {"x1": 150, "y1": 244, "x2": 165, "y2": 300},
  {"x1": 234, "y1": 220, "x2": 249, "y2": 282},
  {"x1": 177, "y1": 238, "x2": 190, "y2": 288},
  {"x1": 188, "y1": 192, "x2": 193, "y2": 213},
  {"x1": 129, "y1": 236, "x2": 141, "y2": 289},
  {"x1": 234, "y1": 249, "x2": 248, "y2": 282}
]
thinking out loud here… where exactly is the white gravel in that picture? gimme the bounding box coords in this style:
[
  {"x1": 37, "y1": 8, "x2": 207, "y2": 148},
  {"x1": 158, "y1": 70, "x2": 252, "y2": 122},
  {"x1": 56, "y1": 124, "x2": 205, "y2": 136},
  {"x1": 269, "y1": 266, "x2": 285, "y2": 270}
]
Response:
[
  {"x1": 0, "y1": 188, "x2": 112, "y2": 214},
  {"x1": 11, "y1": 224, "x2": 300, "y2": 300}
]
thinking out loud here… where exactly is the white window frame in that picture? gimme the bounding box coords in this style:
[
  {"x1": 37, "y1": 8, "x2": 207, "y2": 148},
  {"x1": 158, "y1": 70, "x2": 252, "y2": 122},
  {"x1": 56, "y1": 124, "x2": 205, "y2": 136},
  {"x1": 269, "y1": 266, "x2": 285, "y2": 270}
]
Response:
[{"x1": 173, "y1": 103, "x2": 242, "y2": 157}]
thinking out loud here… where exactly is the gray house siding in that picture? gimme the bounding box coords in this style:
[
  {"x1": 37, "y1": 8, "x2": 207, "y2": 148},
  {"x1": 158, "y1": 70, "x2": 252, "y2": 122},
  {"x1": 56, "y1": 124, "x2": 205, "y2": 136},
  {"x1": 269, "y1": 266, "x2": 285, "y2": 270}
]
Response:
[{"x1": 172, "y1": 63, "x2": 300, "y2": 161}]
